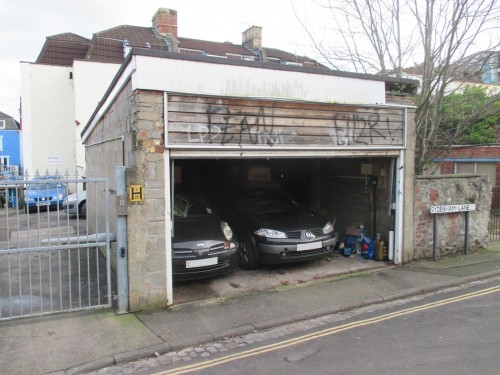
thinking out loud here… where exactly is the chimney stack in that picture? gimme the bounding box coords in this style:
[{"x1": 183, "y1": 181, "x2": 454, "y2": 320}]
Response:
[
  {"x1": 152, "y1": 8, "x2": 178, "y2": 38},
  {"x1": 242, "y1": 26, "x2": 262, "y2": 50}
]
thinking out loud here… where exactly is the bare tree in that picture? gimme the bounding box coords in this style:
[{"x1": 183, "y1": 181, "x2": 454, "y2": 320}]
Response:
[{"x1": 293, "y1": 0, "x2": 500, "y2": 174}]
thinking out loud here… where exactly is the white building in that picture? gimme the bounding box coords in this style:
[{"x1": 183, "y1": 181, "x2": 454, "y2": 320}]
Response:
[{"x1": 20, "y1": 8, "x2": 327, "y2": 177}]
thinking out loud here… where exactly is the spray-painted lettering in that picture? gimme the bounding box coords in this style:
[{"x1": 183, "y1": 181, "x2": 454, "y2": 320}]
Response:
[
  {"x1": 328, "y1": 113, "x2": 399, "y2": 146},
  {"x1": 187, "y1": 106, "x2": 285, "y2": 146},
  {"x1": 183, "y1": 105, "x2": 402, "y2": 146}
]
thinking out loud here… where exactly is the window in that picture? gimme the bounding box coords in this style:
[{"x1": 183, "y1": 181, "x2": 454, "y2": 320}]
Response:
[
  {"x1": 455, "y1": 162, "x2": 496, "y2": 185},
  {"x1": 477, "y1": 163, "x2": 496, "y2": 185},
  {"x1": 0, "y1": 119, "x2": 5, "y2": 129},
  {"x1": 455, "y1": 162, "x2": 475, "y2": 174},
  {"x1": 0, "y1": 156, "x2": 8, "y2": 173}
]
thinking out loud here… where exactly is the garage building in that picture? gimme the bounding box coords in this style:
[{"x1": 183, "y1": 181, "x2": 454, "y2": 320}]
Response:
[{"x1": 81, "y1": 48, "x2": 417, "y2": 311}]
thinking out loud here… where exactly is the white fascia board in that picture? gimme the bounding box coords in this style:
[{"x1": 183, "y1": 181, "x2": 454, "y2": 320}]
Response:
[
  {"x1": 131, "y1": 55, "x2": 386, "y2": 105},
  {"x1": 83, "y1": 55, "x2": 390, "y2": 142}
]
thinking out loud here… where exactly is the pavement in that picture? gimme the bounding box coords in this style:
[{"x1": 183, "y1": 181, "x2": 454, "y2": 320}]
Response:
[{"x1": 1, "y1": 243, "x2": 499, "y2": 375}]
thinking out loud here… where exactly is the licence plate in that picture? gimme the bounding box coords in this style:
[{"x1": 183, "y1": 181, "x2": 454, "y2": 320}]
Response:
[
  {"x1": 297, "y1": 241, "x2": 322, "y2": 251},
  {"x1": 186, "y1": 257, "x2": 218, "y2": 268},
  {"x1": 36, "y1": 202, "x2": 51, "y2": 207}
]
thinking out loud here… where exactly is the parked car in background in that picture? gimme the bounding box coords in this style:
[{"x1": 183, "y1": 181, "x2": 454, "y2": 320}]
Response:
[
  {"x1": 172, "y1": 189, "x2": 239, "y2": 281},
  {"x1": 24, "y1": 177, "x2": 68, "y2": 213},
  {"x1": 62, "y1": 191, "x2": 87, "y2": 218},
  {"x1": 219, "y1": 185, "x2": 337, "y2": 269}
]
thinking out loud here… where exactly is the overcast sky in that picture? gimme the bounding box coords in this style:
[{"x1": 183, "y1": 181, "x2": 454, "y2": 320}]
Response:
[{"x1": 0, "y1": 0, "x2": 323, "y2": 121}]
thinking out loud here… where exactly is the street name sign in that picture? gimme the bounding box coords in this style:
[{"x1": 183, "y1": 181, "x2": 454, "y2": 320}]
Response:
[{"x1": 430, "y1": 204, "x2": 476, "y2": 214}]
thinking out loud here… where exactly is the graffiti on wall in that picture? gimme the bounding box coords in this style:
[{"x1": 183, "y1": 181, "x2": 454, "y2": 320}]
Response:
[
  {"x1": 187, "y1": 106, "x2": 286, "y2": 145},
  {"x1": 168, "y1": 97, "x2": 405, "y2": 148},
  {"x1": 327, "y1": 113, "x2": 399, "y2": 146}
]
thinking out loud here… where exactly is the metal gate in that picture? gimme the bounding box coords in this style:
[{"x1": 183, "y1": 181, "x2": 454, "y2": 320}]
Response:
[
  {"x1": 0, "y1": 174, "x2": 112, "y2": 320},
  {"x1": 489, "y1": 186, "x2": 500, "y2": 242}
]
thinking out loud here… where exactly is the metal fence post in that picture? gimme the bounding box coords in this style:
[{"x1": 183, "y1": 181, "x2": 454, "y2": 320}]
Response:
[{"x1": 115, "y1": 166, "x2": 128, "y2": 314}]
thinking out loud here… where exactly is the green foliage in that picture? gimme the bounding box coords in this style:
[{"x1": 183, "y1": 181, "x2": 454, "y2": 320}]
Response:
[{"x1": 440, "y1": 86, "x2": 500, "y2": 145}]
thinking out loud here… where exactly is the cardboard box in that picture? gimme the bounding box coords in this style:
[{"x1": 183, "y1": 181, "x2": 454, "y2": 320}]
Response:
[{"x1": 345, "y1": 226, "x2": 361, "y2": 236}]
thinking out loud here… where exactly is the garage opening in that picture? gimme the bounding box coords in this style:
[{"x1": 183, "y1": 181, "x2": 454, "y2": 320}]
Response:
[
  {"x1": 164, "y1": 93, "x2": 407, "y2": 304},
  {"x1": 169, "y1": 156, "x2": 398, "y2": 304}
]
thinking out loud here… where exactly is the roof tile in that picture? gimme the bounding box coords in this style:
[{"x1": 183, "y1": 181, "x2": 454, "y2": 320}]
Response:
[{"x1": 35, "y1": 21, "x2": 325, "y2": 69}]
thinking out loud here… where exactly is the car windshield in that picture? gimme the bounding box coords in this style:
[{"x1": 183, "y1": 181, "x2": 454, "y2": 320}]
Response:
[
  {"x1": 174, "y1": 193, "x2": 212, "y2": 219},
  {"x1": 27, "y1": 182, "x2": 63, "y2": 190},
  {"x1": 237, "y1": 189, "x2": 299, "y2": 214}
]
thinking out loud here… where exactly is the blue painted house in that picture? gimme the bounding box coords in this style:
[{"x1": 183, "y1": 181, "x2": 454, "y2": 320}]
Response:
[{"x1": 0, "y1": 111, "x2": 22, "y2": 177}]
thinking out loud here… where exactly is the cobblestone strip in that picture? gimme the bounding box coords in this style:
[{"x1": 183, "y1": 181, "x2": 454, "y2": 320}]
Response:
[{"x1": 84, "y1": 282, "x2": 485, "y2": 375}]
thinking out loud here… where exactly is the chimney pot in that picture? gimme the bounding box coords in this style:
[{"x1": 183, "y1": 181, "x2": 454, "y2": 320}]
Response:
[
  {"x1": 152, "y1": 8, "x2": 178, "y2": 38},
  {"x1": 242, "y1": 26, "x2": 262, "y2": 50}
]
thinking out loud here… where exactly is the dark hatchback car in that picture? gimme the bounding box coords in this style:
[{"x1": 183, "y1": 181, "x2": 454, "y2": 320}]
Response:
[
  {"x1": 220, "y1": 186, "x2": 337, "y2": 269},
  {"x1": 172, "y1": 190, "x2": 239, "y2": 281}
]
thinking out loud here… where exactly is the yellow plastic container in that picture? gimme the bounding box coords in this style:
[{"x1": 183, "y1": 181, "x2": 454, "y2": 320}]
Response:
[{"x1": 375, "y1": 239, "x2": 385, "y2": 261}]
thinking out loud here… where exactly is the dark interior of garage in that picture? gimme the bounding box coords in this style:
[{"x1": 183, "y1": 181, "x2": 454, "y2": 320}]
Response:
[
  {"x1": 170, "y1": 157, "x2": 397, "y2": 303},
  {"x1": 173, "y1": 157, "x2": 396, "y2": 254}
]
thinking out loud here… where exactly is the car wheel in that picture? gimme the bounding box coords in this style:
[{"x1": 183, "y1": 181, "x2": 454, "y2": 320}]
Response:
[
  {"x1": 239, "y1": 235, "x2": 260, "y2": 270},
  {"x1": 80, "y1": 201, "x2": 87, "y2": 219}
]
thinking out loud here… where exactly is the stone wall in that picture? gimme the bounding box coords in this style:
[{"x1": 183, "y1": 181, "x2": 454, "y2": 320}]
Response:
[
  {"x1": 85, "y1": 81, "x2": 135, "y2": 242},
  {"x1": 414, "y1": 175, "x2": 492, "y2": 259},
  {"x1": 125, "y1": 90, "x2": 165, "y2": 311},
  {"x1": 85, "y1": 84, "x2": 166, "y2": 312}
]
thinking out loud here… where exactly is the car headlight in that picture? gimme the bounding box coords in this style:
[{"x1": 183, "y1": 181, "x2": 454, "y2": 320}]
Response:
[
  {"x1": 255, "y1": 228, "x2": 287, "y2": 239},
  {"x1": 57, "y1": 193, "x2": 64, "y2": 199},
  {"x1": 67, "y1": 195, "x2": 77, "y2": 202},
  {"x1": 323, "y1": 221, "x2": 334, "y2": 234},
  {"x1": 220, "y1": 221, "x2": 233, "y2": 240},
  {"x1": 24, "y1": 197, "x2": 33, "y2": 202}
]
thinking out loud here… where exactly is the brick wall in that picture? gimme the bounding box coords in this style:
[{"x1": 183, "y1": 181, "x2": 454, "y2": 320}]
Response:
[
  {"x1": 414, "y1": 175, "x2": 492, "y2": 259},
  {"x1": 439, "y1": 161, "x2": 454, "y2": 174},
  {"x1": 443, "y1": 146, "x2": 500, "y2": 159},
  {"x1": 437, "y1": 145, "x2": 500, "y2": 186}
]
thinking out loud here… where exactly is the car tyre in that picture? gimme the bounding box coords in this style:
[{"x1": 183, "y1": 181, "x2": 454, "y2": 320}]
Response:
[
  {"x1": 239, "y1": 235, "x2": 260, "y2": 269},
  {"x1": 80, "y1": 201, "x2": 87, "y2": 219}
]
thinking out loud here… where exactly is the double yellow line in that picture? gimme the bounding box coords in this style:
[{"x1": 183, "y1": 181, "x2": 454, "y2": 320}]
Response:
[{"x1": 157, "y1": 284, "x2": 500, "y2": 374}]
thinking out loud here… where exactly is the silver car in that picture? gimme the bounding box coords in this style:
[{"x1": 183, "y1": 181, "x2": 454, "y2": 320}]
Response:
[{"x1": 62, "y1": 191, "x2": 87, "y2": 218}]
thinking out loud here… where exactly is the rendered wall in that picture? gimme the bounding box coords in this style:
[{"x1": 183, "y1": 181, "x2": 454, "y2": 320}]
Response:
[
  {"x1": 20, "y1": 63, "x2": 75, "y2": 175},
  {"x1": 133, "y1": 55, "x2": 387, "y2": 105},
  {"x1": 0, "y1": 130, "x2": 22, "y2": 168},
  {"x1": 73, "y1": 61, "x2": 121, "y2": 173}
]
